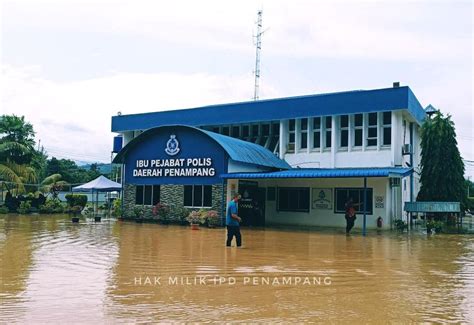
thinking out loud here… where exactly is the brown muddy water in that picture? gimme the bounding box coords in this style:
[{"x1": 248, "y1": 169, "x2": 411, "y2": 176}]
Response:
[{"x1": 1, "y1": 214, "x2": 473, "y2": 323}]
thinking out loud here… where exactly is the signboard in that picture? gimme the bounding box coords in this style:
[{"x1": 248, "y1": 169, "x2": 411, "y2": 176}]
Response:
[
  {"x1": 312, "y1": 188, "x2": 332, "y2": 210},
  {"x1": 124, "y1": 126, "x2": 227, "y2": 185},
  {"x1": 404, "y1": 201, "x2": 460, "y2": 213},
  {"x1": 375, "y1": 196, "x2": 384, "y2": 208}
]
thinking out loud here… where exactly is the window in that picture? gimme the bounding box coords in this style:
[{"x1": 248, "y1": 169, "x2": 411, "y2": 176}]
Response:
[
  {"x1": 242, "y1": 125, "x2": 250, "y2": 138},
  {"x1": 249, "y1": 124, "x2": 259, "y2": 143},
  {"x1": 312, "y1": 117, "x2": 321, "y2": 149},
  {"x1": 135, "y1": 186, "x2": 143, "y2": 205},
  {"x1": 269, "y1": 123, "x2": 280, "y2": 153},
  {"x1": 382, "y1": 112, "x2": 391, "y2": 145},
  {"x1": 135, "y1": 185, "x2": 160, "y2": 205},
  {"x1": 144, "y1": 185, "x2": 152, "y2": 205},
  {"x1": 340, "y1": 115, "x2": 348, "y2": 148},
  {"x1": 272, "y1": 123, "x2": 280, "y2": 136},
  {"x1": 221, "y1": 126, "x2": 230, "y2": 136},
  {"x1": 354, "y1": 114, "x2": 363, "y2": 147},
  {"x1": 288, "y1": 119, "x2": 295, "y2": 144},
  {"x1": 277, "y1": 187, "x2": 310, "y2": 212},
  {"x1": 260, "y1": 124, "x2": 270, "y2": 146},
  {"x1": 335, "y1": 188, "x2": 373, "y2": 214},
  {"x1": 367, "y1": 113, "x2": 378, "y2": 146},
  {"x1": 325, "y1": 116, "x2": 332, "y2": 148},
  {"x1": 184, "y1": 185, "x2": 212, "y2": 207},
  {"x1": 231, "y1": 126, "x2": 240, "y2": 138},
  {"x1": 300, "y1": 118, "x2": 308, "y2": 149},
  {"x1": 252, "y1": 124, "x2": 260, "y2": 137},
  {"x1": 212, "y1": 127, "x2": 220, "y2": 133}
]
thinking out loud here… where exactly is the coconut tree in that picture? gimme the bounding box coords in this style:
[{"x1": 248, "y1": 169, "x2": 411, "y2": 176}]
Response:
[
  {"x1": 0, "y1": 115, "x2": 38, "y2": 192},
  {"x1": 40, "y1": 174, "x2": 68, "y2": 198}
]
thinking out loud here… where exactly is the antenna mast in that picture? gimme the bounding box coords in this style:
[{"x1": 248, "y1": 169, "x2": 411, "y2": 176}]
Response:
[{"x1": 253, "y1": 10, "x2": 263, "y2": 100}]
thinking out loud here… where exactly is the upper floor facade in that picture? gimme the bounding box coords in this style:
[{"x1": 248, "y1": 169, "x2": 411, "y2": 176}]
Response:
[{"x1": 112, "y1": 84, "x2": 427, "y2": 170}]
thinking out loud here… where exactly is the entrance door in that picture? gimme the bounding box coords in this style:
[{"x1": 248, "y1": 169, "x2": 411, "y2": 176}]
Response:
[{"x1": 238, "y1": 181, "x2": 266, "y2": 227}]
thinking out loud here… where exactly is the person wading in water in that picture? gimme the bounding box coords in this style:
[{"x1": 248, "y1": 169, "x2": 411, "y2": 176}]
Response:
[
  {"x1": 344, "y1": 198, "x2": 361, "y2": 234},
  {"x1": 226, "y1": 193, "x2": 242, "y2": 247}
]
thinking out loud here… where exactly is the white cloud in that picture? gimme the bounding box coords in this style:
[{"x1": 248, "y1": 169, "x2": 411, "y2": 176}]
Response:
[
  {"x1": 1, "y1": 64, "x2": 280, "y2": 162},
  {"x1": 3, "y1": 0, "x2": 471, "y2": 61}
]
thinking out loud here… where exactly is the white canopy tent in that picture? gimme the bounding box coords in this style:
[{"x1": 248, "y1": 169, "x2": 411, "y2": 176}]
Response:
[{"x1": 72, "y1": 176, "x2": 122, "y2": 217}]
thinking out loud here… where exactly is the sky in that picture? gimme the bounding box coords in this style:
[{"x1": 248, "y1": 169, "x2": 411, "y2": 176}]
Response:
[{"x1": 1, "y1": 0, "x2": 473, "y2": 176}]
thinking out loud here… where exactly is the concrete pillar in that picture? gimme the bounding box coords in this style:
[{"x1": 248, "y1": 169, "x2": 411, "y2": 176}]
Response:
[{"x1": 331, "y1": 115, "x2": 337, "y2": 168}]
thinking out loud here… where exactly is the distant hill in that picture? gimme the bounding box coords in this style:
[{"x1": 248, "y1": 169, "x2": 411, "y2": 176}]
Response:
[{"x1": 77, "y1": 162, "x2": 112, "y2": 174}]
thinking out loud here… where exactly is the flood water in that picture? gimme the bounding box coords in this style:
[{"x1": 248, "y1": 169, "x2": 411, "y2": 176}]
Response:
[{"x1": 1, "y1": 214, "x2": 473, "y2": 323}]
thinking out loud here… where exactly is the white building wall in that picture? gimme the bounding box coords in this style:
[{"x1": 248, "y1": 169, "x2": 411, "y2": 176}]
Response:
[
  {"x1": 254, "y1": 177, "x2": 391, "y2": 229},
  {"x1": 282, "y1": 110, "x2": 415, "y2": 168},
  {"x1": 122, "y1": 131, "x2": 134, "y2": 146}
]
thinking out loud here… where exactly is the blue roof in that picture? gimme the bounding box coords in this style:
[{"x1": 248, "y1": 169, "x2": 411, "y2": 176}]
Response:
[
  {"x1": 200, "y1": 129, "x2": 290, "y2": 169},
  {"x1": 221, "y1": 167, "x2": 413, "y2": 179},
  {"x1": 113, "y1": 125, "x2": 290, "y2": 170},
  {"x1": 112, "y1": 86, "x2": 426, "y2": 132}
]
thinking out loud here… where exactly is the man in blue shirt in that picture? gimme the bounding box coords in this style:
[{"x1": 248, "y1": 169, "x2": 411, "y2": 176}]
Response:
[{"x1": 226, "y1": 193, "x2": 242, "y2": 247}]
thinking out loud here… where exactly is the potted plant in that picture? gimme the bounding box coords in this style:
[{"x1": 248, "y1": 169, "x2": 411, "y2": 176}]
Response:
[
  {"x1": 186, "y1": 210, "x2": 204, "y2": 230},
  {"x1": 394, "y1": 219, "x2": 407, "y2": 232},
  {"x1": 71, "y1": 205, "x2": 82, "y2": 223},
  {"x1": 205, "y1": 210, "x2": 220, "y2": 228},
  {"x1": 426, "y1": 219, "x2": 443, "y2": 234},
  {"x1": 152, "y1": 202, "x2": 171, "y2": 225}
]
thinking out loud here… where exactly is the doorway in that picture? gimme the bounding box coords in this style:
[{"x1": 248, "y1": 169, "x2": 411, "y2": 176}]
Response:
[{"x1": 238, "y1": 180, "x2": 266, "y2": 227}]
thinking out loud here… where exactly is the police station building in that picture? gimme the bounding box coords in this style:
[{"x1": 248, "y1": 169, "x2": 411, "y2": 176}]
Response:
[{"x1": 111, "y1": 84, "x2": 427, "y2": 231}]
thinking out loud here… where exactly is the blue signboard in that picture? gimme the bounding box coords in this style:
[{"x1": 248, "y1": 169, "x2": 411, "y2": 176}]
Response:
[{"x1": 123, "y1": 126, "x2": 227, "y2": 185}]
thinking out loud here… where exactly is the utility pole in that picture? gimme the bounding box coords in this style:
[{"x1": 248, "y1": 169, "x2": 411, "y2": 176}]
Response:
[{"x1": 253, "y1": 10, "x2": 263, "y2": 101}]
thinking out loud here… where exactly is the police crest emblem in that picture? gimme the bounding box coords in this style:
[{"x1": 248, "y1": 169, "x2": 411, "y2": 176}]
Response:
[{"x1": 165, "y1": 134, "x2": 180, "y2": 156}]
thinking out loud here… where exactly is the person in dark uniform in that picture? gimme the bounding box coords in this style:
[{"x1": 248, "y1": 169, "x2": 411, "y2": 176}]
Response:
[
  {"x1": 344, "y1": 198, "x2": 360, "y2": 234},
  {"x1": 226, "y1": 193, "x2": 242, "y2": 247}
]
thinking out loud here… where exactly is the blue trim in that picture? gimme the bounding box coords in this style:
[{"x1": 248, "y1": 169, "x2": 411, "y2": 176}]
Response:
[
  {"x1": 113, "y1": 125, "x2": 290, "y2": 170},
  {"x1": 221, "y1": 167, "x2": 413, "y2": 179},
  {"x1": 111, "y1": 86, "x2": 426, "y2": 132},
  {"x1": 407, "y1": 88, "x2": 426, "y2": 124}
]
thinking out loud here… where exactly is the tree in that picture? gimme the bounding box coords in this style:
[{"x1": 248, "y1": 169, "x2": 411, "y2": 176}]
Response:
[
  {"x1": 0, "y1": 115, "x2": 37, "y2": 192},
  {"x1": 41, "y1": 173, "x2": 68, "y2": 198},
  {"x1": 0, "y1": 115, "x2": 35, "y2": 164},
  {"x1": 417, "y1": 111, "x2": 467, "y2": 210},
  {"x1": 45, "y1": 158, "x2": 103, "y2": 185}
]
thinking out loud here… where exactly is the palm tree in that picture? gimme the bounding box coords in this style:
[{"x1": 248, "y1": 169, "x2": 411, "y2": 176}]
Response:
[
  {"x1": 41, "y1": 174, "x2": 68, "y2": 198},
  {"x1": 0, "y1": 115, "x2": 37, "y2": 193}
]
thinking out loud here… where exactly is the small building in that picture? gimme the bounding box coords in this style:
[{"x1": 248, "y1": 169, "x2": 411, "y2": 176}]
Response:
[{"x1": 111, "y1": 84, "x2": 426, "y2": 230}]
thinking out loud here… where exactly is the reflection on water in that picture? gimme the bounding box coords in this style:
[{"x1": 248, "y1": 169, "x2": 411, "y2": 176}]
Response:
[{"x1": 1, "y1": 215, "x2": 473, "y2": 323}]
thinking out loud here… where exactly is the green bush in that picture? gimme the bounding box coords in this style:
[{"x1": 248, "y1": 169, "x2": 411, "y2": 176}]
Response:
[
  {"x1": 133, "y1": 206, "x2": 145, "y2": 219},
  {"x1": 65, "y1": 194, "x2": 88, "y2": 208},
  {"x1": 39, "y1": 198, "x2": 65, "y2": 214},
  {"x1": 427, "y1": 220, "x2": 443, "y2": 234},
  {"x1": 112, "y1": 199, "x2": 122, "y2": 217},
  {"x1": 467, "y1": 197, "x2": 474, "y2": 213},
  {"x1": 171, "y1": 206, "x2": 190, "y2": 225},
  {"x1": 17, "y1": 201, "x2": 32, "y2": 214},
  {"x1": 0, "y1": 206, "x2": 9, "y2": 214},
  {"x1": 394, "y1": 219, "x2": 408, "y2": 232}
]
